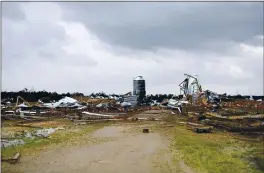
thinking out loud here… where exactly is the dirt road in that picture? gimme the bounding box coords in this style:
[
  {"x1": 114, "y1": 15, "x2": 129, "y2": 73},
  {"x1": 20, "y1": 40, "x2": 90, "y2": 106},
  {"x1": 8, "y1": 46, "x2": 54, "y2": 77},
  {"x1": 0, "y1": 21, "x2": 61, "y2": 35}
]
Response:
[{"x1": 3, "y1": 124, "x2": 194, "y2": 173}]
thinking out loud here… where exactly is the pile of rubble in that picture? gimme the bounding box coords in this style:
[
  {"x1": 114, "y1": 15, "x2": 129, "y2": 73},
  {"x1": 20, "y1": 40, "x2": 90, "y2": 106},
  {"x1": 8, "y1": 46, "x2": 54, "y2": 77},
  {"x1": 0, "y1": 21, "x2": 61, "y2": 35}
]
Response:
[
  {"x1": 1, "y1": 126, "x2": 66, "y2": 149},
  {"x1": 162, "y1": 74, "x2": 264, "y2": 136},
  {"x1": 1, "y1": 139, "x2": 25, "y2": 148}
]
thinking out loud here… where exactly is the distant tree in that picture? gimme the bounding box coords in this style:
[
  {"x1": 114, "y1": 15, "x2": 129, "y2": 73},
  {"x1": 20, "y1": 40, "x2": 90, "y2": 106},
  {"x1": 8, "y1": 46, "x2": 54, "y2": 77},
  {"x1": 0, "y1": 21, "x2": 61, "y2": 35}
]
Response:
[
  {"x1": 168, "y1": 94, "x2": 173, "y2": 99},
  {"x1": 22, "y1": 88, "x2": 28, "y2": 92},
  {"x1": 71, "y1": 92, "x2": 84, "y2": 97}
]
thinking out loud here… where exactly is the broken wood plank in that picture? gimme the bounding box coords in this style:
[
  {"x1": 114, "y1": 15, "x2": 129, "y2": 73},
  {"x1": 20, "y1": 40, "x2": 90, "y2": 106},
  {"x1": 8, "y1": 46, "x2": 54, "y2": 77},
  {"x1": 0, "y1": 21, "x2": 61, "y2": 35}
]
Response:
[
  {"x1": 13, "y1": 153, "x2": 20, "y2": 160},
  {"x1": 15, "y1": 124, "x2": 42, "y2": 128},
  {"x1": 1, "y1": 153, "x2": 21, "y2": 164},
  {"x1": 187, "y1": 122, "x2": 204, "y2": 126}
]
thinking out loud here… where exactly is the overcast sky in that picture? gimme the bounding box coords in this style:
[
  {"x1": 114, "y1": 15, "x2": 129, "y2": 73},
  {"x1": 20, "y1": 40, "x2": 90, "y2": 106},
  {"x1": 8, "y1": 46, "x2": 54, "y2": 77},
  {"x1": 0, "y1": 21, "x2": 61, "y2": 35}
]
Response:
[{"x1": 2, "y1": 2, "x2": 264, "y2": 95}]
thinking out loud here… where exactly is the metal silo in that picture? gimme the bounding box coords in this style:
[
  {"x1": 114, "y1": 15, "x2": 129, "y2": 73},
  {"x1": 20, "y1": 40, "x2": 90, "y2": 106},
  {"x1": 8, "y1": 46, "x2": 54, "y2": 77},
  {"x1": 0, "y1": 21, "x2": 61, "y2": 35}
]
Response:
[{"x1": 133, "y1": 76, "x2": 146, "y2": 104}]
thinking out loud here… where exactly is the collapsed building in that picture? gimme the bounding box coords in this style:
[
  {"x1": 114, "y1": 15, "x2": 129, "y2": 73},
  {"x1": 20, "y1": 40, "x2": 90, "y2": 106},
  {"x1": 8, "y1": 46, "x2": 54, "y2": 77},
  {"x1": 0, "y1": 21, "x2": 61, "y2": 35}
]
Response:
[
  {"x1": 163, "y1": 73, "x2": 264, "y2": 135},
  {"x1": 165, "y1": 74, "x2": 263, "y2": 114},
  {"x1": 122, "y1": 92, "x2": 137, "y2": 107},
  {"x1": 177, "y1": 73, "x2": 221, "y2": 106},
  {"x1": 119, "y1": 76, "x2": 147, "y2": 108}
]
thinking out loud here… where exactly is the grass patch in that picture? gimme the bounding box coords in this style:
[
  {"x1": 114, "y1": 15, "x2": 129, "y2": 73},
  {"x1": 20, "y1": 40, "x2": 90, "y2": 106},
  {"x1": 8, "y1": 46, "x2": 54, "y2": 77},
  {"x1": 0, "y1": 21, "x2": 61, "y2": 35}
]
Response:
[
  {"x1": 21, "y1": 118, "x2": 72, "y2": 128},
  {"x1": 163, "y1": 125, "x2": 263, "y2": 173}
]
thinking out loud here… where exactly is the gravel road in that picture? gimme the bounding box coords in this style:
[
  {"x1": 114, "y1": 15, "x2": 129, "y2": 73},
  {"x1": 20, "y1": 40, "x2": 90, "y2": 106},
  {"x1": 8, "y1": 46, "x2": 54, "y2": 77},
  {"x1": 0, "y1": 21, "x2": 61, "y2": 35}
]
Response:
[{"x1": 3, "y1": 122, "x2": 194, "y2": 173}]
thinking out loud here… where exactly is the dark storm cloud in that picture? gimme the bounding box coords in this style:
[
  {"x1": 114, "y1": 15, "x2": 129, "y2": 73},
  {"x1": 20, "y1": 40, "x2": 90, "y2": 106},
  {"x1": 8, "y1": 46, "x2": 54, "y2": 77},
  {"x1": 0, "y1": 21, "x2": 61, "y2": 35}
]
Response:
[
  {"x1": 2, "y1": 2, "x2": 25, "y2": 20},
  {"x1": 2, "y1": 2, "x2": 263, "y2": 95},
  {"x1": 60, "y1": 2, "x2": 263, "y2": 51}
]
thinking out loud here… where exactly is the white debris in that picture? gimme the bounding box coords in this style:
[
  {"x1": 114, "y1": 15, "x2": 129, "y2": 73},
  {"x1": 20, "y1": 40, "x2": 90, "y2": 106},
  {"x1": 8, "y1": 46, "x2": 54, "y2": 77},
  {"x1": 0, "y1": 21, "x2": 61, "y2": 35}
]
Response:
[
  {"x1": 82, "y1": 111, "x2": 114, "y2": 117},
  {"x1": 55, "y1": 127, "x2": 65, "y2": 130},
  {"x1": 43, "y1": 96, "x2": 79, "y2": 108},
  {"x1": 77, "y1": 106, "x2": 87, "y2": 110},
  {"x1": 17, "y1": 103, "x2": 28, "y2": 108},
  {"x1": 35, "y1": 128, "x2": 56, "y2": 138},
  {"x1": 1, "y1": 139, "x2": 25, "y2": 148},
  {"x1": 24, "y1": 127, "x2": 62, "y2": 139},
  {"x1": 25, "y1": 132, "x2": 35, "y2": 139},
  {"x1": 121, "y1": 102, "x2": 132, "y2": 107},
  {"x1": 79, "y1": 122, "x2": 87, "y2": 125},
  {"x1": 59, "y1": 96, "x2": 78, "y2": 104},
  {"x1": 96, "y1": 103, "x2": 103, "y2": 108}
]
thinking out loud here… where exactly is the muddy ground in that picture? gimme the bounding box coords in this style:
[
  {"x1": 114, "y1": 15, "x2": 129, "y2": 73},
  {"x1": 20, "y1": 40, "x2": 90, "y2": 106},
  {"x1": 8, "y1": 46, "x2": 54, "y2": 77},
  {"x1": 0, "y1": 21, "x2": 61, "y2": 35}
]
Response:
[{"x1": 2, "y1": 122, "x2": 193, "y2": 173}]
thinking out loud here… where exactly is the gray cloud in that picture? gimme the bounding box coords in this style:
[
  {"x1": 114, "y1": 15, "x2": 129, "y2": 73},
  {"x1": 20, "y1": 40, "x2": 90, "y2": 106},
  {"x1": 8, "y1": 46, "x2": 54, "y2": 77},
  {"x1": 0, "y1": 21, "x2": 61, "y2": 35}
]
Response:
[
  {"x1": 61, "y1": 2, "x2": 263, "y2": 52},
  {"x1": 2, "y1": 2, "x2": 263, "y2": 95},
  {"x1": 2, "y1": 2, "x2": 25, "y2": 20}
]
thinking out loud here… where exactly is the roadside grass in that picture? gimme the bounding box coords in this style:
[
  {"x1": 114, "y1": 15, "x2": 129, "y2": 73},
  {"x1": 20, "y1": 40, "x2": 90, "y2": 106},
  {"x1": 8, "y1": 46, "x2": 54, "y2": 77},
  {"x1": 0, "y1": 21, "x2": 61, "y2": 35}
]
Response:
[
  {"x1": 20, "y1": 118, "x2": 72, "y2": 128},
  {"x1": 1, "y1": 121, "x2": 113, "y2": 159},
  {"x1": 164, "y1": 125, "x2": 263, "y2": 173}
]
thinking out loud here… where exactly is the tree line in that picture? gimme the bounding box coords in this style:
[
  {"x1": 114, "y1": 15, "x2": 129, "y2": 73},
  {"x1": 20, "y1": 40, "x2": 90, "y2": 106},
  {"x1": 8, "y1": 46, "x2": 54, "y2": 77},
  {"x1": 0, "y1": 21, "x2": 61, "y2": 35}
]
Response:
[
  {"x1": 1, "y1": 88, "x2": 176, "y2": 103},
  {"x1": 1, "y1": 88, "x2": 263, "y2": 103},
  {"x1": 1, "y1": 89, "x2": 84, "y2": 103}
]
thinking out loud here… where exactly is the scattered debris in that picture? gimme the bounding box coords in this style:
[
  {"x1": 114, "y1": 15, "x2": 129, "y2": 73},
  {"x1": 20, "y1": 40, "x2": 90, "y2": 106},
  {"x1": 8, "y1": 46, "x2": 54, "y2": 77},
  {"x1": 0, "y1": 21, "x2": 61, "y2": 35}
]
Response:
[
  {"x1": 55, "y1": 127, "x2": 65, "y2": 130},
  {"x1": 24, "y1": 131, "x2": 35, "y2": 139},
  {"x1": 1, "y1": 139, "x2": 25, "y2": 148},
  {"x1": 142, "y1": 129, "x2": 149, "y2": 133},
  {"x1": 193, "y1": 126, "x2": 213, "y2": 133},
  {"x1": 187, "y1": 122, "x2": 204, "y2": 127},
  {"x1": 35, "y1": 128, "x2": 56, "y2": 138},
  {"x1": 82, "y1": 111, "x2": 114, "y2": 118},
  {"x1": 1, "y1": 73, "x2": 264, "y2": 154},
  {"x1": 131, "y1": 117, "x2": 139, "y2": 121},
  {"x1": 1, "y1": 152, "x2": 21, "y2": 164}
]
